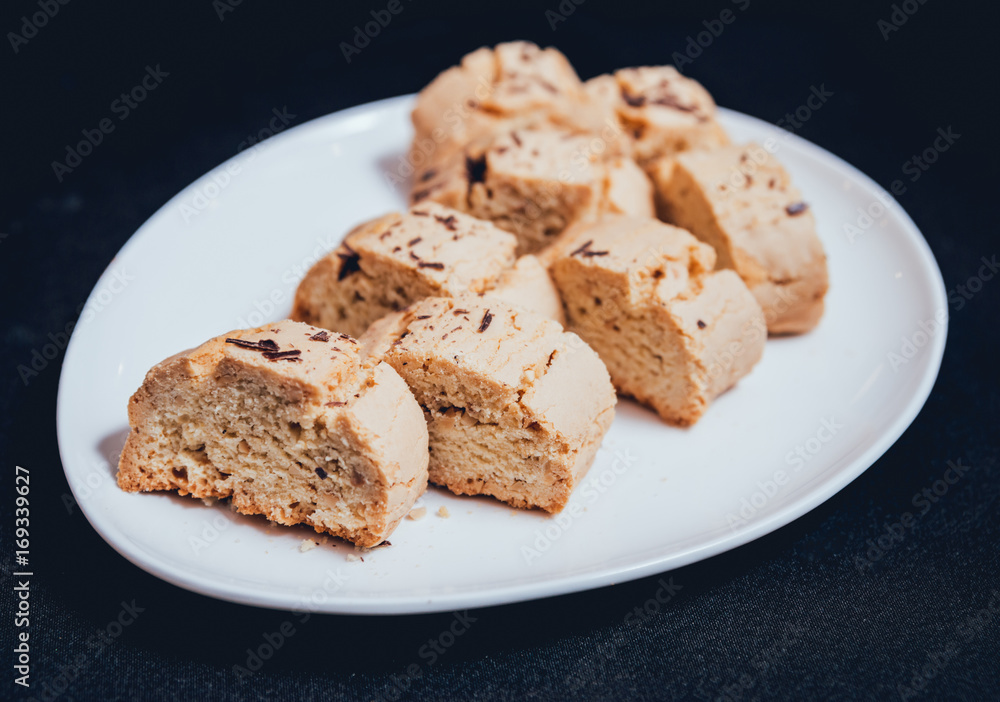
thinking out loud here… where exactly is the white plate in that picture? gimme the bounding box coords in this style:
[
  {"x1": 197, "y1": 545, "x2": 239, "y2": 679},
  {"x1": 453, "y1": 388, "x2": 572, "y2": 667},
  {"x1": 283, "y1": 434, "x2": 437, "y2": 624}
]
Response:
[{"x1": 57, "y1": 95, "x2": 947, "y2": 615}]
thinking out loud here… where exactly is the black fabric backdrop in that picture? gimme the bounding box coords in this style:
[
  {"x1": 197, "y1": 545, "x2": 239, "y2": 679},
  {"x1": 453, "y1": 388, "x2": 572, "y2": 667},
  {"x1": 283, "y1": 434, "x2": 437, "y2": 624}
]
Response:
[{"x1": 1, "y1": 1, "x2": 998, "y2": 700}]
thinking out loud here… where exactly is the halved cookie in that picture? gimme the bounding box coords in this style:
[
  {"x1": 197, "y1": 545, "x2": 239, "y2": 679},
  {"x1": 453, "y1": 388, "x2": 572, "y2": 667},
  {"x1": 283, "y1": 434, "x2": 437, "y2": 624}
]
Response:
[
  {"x1": 117, "y1": 320, "x2": 428, "y2": 547},
  {"x1": 549, "y1": 216, "x2": 766, "y2": 426},
  {"x1": 650, "y1": 143, "x2": 828, "y2": 334},
  {"x1": 410, "y1": 41, "x2": 594, "y2": 161},
  {"x1": 413, "y1": 128, "x2": 653, "y2": 254},
  {"x1": 292, "y1": 202, "x2": 562, "y2": 336},
  {"x1": 584, "y1": 66, "x2": 729, "y2": 167},
  {"x1": 361, "y1": 295, "x2": 616, "y2": 512}
]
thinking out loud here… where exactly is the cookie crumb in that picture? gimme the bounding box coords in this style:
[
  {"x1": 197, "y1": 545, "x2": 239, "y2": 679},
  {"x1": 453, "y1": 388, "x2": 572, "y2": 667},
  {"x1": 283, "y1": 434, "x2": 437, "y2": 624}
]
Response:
[
  {"x1": 437, "y1": 506, "x2": 450, "y2": 518},
  {"x1": 201, "y1": 497, "x2": 217, "y2": 507},
  {"x1": 299, "y1": 539, "x2": 318, "y2": 552},
  {"x1": 407, "y1": 506, "x2": 428, "y2": 521},
  {"x1": 346, "y1": 553, "x2": 362, "y2": 562}
]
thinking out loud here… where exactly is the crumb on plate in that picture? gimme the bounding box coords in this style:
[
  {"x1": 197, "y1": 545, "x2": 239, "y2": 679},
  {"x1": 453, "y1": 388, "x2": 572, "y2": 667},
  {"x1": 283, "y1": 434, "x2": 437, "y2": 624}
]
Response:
[{"x1": 407, "y1": 506, "x2": 428, "y2": 521}]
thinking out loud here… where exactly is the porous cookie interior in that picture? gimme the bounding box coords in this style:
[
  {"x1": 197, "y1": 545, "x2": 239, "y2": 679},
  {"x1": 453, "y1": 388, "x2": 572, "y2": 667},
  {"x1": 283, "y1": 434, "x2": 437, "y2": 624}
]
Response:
[
  {"x1": 468, "y1": 131, "x2": 598, "y2": 253},
  {"x1": 120, "y1": 349, "x2": 399, "y2": 547},
  {"x1": 293, "y1": 205, "x2": 518, "y2": 337},
  {"x1": 655, "y1": 160, "x2": 739, "y2": 272},
  {"x1": 414, "y1": 129, "x2": 601, "y2": 255},
  {"x1": 427, "y1": 404, "x2": 573, "y2": 512},
  {"x1": 293, "y1": 241, "x2": 442, "y2": 339},
  {"x1": 291, "y1": 214, "x2": 444, "y2": 339},
  {"x1": 363, "y1": 297, "x2": 611, "y2": 511},
  {"x1": 653, "y1": 146, "x2": 828, "y2": 333},
  {"x1": 409, "y1": 312, "x2": 574, "y2": 511},
  {"x1": 554, "y1": 261, "x2": 705, "y2": 426}
]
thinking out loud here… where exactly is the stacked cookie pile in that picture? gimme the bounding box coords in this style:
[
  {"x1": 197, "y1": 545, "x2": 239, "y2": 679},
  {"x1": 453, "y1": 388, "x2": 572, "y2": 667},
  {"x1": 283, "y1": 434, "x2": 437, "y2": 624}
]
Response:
[
  {"x1": 116, "y1": 42, "x2": 828, "y2": 548},
  {"x1": 404, "y1": 41, "x2": 827, "y2": 334}
]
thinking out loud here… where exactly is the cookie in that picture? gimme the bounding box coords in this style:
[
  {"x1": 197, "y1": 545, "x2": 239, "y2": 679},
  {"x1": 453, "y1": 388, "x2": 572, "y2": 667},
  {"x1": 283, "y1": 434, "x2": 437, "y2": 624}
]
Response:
[
  {"x1": 360, "y1": 295, "x2": 616, "y2": 512},
  {"x1": 549, "y1": 216, "x2": 766, "y2": 426},
  {"x1": 584, "y1": 66, "x2": 729, "y2": 167},
  {"x1": 413, "y1": 128, "x2": 652, "y2": 254},
  {"x1": 292, "y1": 203, "x2": 564, "y2": 336},
  {"x1": 603, "y1": 156, "x2": 656, "y2": 218},
  {"x1": 410, "y1": 41, "x2": 594, "y2": 164},
  {"x1": 650, "y1": 143, "x2": 828, "y2": 334},
  {"x1": 116, "y1": 321, "x2": 429, "y2": 547},
  {"x1": 489, "y1": 254, "x2": 567, "y2": 326}
]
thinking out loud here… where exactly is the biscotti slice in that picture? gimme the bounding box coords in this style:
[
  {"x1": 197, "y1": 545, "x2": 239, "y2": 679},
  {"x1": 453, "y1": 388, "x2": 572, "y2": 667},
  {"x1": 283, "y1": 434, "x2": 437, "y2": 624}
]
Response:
[
  {"x1": 650, "y1": 143, "x2": 828, "y2": 334},
  {"x1": 292, "y1": 203, "x2": 517, "y2": 337},
  {"x1": 411, "y1": 41, "x2": 593, "y2": 161},
  {"x1": 584, "y1": 67, "x2": 729, "y2": 167},
  {"x1": 116, "y1": 321, "x2": 428, "y2": 547},
  {"x1": 292, "y1": 203, "x2": 565, "y2": 335},
  {"x1": 413, "y1": 128, "x2": 651, "y2": 254},
  {"x1": 360, "y1": 295, "x2": 616, "y2": 512},
  {"x1": 414, "y1": 128, "x2": 600, "y2": 254},
  {"x1": 549, "y1": 216, "x2": 765, "y2": 426}
]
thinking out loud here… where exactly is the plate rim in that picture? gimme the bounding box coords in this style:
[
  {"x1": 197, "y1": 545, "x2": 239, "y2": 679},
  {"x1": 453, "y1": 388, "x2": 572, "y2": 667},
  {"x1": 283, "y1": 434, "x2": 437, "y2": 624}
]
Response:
[{"x1": 56, "y1": 94, "x2": 949, "y2": 615}]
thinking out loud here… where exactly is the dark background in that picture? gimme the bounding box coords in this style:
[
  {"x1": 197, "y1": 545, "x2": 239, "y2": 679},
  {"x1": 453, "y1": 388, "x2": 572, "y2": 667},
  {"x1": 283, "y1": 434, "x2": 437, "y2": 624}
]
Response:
[{"x1": 2, "y1": 0, "x2": 998, "y2": 700}]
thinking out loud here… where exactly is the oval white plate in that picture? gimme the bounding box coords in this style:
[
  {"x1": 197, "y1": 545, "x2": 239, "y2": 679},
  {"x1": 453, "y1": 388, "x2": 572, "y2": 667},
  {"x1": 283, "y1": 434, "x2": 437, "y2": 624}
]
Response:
[{"x1": 57, "y1": 95, "x2": 947, "y2": 615}]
